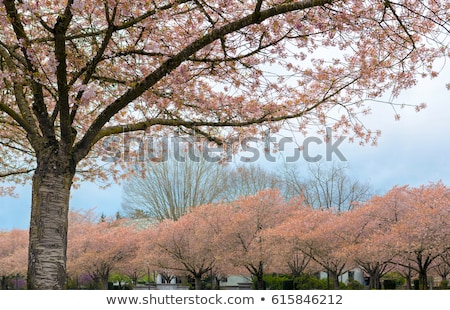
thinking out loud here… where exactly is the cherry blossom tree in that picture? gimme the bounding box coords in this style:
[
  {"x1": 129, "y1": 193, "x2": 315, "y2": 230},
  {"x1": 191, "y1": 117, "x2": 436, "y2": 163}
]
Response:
[
  {"x1": 262, "y1": 196, "x2": 313, "y2": 278},
  {"x1": 305, "y1": 213, "x2": 352, "y2": 289},
  {"x1": 275, "y1": 205, "x2": 355, "y2": 289},
  {"x1": 366, "y1": 188, "x2": 417, "y2": 288},
  {"x1": 0, "y1": 0, "x2": 449, "y2": 289},
  {"x1": 341, "y1": 204, "x2": 397, "y2": 289},
  {"x1": 388, "y1": 182, "x2": 450, "y2": 289},
  {"x1": 433, "y1": 253, "x2": 450, "y2": 285},
  {"x1": 353, "y1": 184, "x2": 412, "y2": 288},
  {"x1": 268, "y1": 234, "x2": 313, "y2": 277},
  {"x1": 347, "y1": 183, "x2": 450, "y2": 289},
  {"x1": 220, "y1": 189, "x2": 294, "y2": 289},
  {"x1": 143, "y1": 202, "x2": 233, "y2": 290},
  {"x1": 67, "y1": 218, "x2": 139, "y2": 289},
  {"x1": 0, "y1": 229, "x2": 28, "y2": 289}
]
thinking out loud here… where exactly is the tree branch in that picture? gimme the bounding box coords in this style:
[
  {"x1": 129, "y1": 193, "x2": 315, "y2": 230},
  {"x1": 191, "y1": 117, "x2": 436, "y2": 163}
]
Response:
[
  {"x1": 0, "y1": 102, "x2": 31, "y2": 133},
  {"x1": 3, "y1": 0, "x2": 56, "y2": 147},
  {"x1": 0, "y1": 45, "x2": 40, "y2": 142},
  {"x1": 92, "y1": 71, "x2": 356, "y2": 146},
  {"x1": 74, "y1": 0, "x2": 334, "y2": 162},
  {"x1": 0, "y1": 168, "x2": 35, "y2": 178},
  {"x1": 54, "y1": 1, "x2": 74, "y2": 147},
  {"x1": 384, "y1": 0, "x2": 417, "y2": 49},
  {"x1": 68, "y1": 4, "x2": 118, "y2": 125}
]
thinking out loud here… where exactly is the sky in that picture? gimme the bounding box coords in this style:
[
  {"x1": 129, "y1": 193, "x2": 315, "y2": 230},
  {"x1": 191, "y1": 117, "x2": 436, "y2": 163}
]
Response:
[{"x1": 1, "y1": 66, "x2": 450, "y2": 231}]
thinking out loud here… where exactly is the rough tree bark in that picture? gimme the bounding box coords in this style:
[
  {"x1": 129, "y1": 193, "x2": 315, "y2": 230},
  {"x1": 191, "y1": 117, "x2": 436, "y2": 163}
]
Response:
[{"x1": 27, "y1": 147, "x2": 75, "y2": 289}]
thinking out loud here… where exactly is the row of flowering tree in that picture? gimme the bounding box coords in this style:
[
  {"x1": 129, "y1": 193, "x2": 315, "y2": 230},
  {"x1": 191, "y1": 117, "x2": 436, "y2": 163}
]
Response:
[{"x1": 1, "y1": 182, "x2": 449, "y2": 289}]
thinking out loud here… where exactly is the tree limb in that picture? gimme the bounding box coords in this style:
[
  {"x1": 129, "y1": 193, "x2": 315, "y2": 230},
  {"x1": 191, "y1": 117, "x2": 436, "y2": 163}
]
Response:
[{"x1": 74, "y1": 0, "x2": 334, "y2": 162}]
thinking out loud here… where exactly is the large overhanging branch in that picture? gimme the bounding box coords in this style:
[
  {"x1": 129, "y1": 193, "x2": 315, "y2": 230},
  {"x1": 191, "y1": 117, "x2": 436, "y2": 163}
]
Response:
[
  {"x1": 94, "y1": 72, "x2": 359, "y2": 147},
  {"x1": 94, "y1": 102, "x2": 320, "y2": 144},
  {"x1": 74, "y1": 0, "x2": 334, "y2": 163}
]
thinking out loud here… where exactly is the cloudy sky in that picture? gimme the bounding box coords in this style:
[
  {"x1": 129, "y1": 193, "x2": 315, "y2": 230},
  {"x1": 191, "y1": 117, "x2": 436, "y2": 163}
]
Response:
[{"x1": 1, "y1": 65, "x2": 449, "y2": 231}]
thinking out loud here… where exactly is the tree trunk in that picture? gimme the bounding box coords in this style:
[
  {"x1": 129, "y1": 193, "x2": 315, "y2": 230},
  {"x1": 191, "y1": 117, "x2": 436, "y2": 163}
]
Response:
[
  {"x1": 368, "y1": 269, "x2": 382, "y2": 289},
  {"x1": 254, "y1": 262, "x2": 265, "y2": 290},
  {"x1": 101, "y1": 274, "x2": 110, "y2": 290},
  {"x1": 1, "y1": 276, "x2": 7, "y2": 290},
  {"x1": 329, "y1": 271, "x2": 340, "y2": 289},
  {"x1": 213, "y1": 276, "x2": 221, "y2": 290},
  {"x1": 27, "y1": 160, "x2": 74, "y2": 289},
  {"x1": 369, "y1": 274, "x2": 381, "y2": 290},
  {"x1": 405, "y1": 274, "x2": 412, "y2": 290},
  {"x1": 418, "y1": 271, "x2": 428, "y2": 290},
  {"x1": 194, "y1": 276, "x2": 202, "y2": 290},
  {"x1": 253, "y1": 274, "x2": 264, "y2": 290}
]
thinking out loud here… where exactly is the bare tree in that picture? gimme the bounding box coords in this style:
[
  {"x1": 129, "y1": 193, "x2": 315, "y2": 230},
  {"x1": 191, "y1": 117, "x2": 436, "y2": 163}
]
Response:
[
  {"x1": 224, "y1": 164, "x2": 281, "y2": 200},
  {"x1": 122, "y1": 149, "x2": 229, "y2": 221},
  {"x1": 280, "y1": 162, "x2": 372, "y2": 212},
  {"x1": 122, "y1": 154, "x2": 288, "y2": 221}
]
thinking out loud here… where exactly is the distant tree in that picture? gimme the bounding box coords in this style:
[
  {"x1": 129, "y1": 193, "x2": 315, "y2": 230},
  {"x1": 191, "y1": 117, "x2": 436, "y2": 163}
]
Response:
[
  {"x1": 0, "y1": 229, "x2": 28, "y2": 289},
  {"x1": 343, "y1": 209, "x2": 395, "y2": 289},
  {"x1": 388, "y1": 183, "x2": 450, "y2": 289},
  {"x1": 434, "y1": 253, "x2": 450, "y2": 286},
  {"x1": 122, "y1": 156, "x2": 285, "y2": 222},
  {"x1": 285, "y1": 207, "x2": 352, "y2": 289},
  {"x1": 67, "y1": 218, "x2": 139, "y2": 289},
  {"x1": 280, "y1": 162, "x2": 372, "y2": 212},
  {"x1": 224, "y1": 164, "x2": 281, "y2": 200},
  {"x1": 220, "y1": 189, "x2": 294, "y2": 290},
  {"x1": 143, "y1": 202, "x2": 233, "y2": 290},
  {"x1": 121, "y1": 150, "x2": 229, "y2": 221}
]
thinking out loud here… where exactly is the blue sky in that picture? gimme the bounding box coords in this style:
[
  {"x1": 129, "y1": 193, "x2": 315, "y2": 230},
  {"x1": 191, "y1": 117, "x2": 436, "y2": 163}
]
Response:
[{"x1": 1, "y1": 68, "x2": 449, "y2": 231}]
